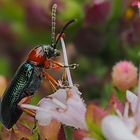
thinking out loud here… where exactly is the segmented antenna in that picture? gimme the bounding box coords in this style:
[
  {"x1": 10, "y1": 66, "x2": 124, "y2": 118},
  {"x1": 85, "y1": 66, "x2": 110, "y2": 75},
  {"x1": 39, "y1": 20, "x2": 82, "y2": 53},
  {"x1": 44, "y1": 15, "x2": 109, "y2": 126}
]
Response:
[{"x1": 51, "y1": 4, "x2": 57, "y2": 47}]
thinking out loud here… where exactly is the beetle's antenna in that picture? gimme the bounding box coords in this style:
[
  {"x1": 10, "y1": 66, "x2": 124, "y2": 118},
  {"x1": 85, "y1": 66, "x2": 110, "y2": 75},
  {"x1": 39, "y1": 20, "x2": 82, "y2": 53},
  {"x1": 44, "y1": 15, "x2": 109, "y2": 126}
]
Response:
[
  {"x1": 53, "y1": 19, "x2": 76, "y2": 49},
  {"x1": 51, "y1": 4, "x2": 57, "y2": 47}
]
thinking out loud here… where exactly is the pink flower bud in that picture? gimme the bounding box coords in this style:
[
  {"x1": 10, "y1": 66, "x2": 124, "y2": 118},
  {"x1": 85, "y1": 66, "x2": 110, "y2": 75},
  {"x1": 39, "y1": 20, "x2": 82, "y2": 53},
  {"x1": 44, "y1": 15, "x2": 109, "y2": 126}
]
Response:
[{"x1": 112, "y1": 61, "x2": 138, "y2": 90}]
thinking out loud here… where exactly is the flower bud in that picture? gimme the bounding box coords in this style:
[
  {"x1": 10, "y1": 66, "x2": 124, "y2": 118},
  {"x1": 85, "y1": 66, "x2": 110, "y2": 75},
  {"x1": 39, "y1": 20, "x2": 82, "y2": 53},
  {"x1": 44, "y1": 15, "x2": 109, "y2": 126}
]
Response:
[{"x1": 112, "y1": 61, "x2": 138, "y2": 90}]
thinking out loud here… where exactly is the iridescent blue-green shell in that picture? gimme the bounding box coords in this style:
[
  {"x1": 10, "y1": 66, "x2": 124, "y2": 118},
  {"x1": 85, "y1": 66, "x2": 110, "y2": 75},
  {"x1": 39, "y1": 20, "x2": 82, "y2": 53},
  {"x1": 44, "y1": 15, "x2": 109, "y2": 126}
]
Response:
[{"x1": 1, "y1": 62, "x2": 34, "y2": 129}]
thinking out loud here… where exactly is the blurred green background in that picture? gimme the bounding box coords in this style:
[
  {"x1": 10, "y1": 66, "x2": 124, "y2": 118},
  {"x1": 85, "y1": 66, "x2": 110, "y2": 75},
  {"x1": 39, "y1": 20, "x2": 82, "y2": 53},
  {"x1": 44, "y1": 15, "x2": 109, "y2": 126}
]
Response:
[{"x1": 0, "y1": 0, "x2": 140, "y2": 105}]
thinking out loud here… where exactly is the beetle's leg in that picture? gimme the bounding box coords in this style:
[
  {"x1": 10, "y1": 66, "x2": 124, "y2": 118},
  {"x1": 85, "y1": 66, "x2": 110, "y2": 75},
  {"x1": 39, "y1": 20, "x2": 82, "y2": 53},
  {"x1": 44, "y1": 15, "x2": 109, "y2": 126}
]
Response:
[
  {"x1": 42, "y1": 71, "x2": 58, "y2": 91},
  {"x1": 18, "y1": 96, "x2": 37, "y2": 131},
  {"x1": 62, "y1": 69, "x2": 67, "y2": 82},
  {"x1": 50, "y1": 60, "x2": 79, "y2": 70},
  {"x1": 49, "y1": 60, "x2": 63, "y2": 70},
  {"x1": 23, "y1": 108, "x2": 36, "y2": 117},
  {"x1": 18, "y1": 96, "x2": 36, "y2": 117}
]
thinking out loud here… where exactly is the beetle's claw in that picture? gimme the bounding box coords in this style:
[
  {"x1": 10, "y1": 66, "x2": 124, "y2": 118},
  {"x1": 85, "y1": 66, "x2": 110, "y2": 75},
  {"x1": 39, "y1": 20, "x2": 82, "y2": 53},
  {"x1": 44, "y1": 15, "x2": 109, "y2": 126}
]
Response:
[{"x1": 63, "y1": 63, "x2": 79, "y2": 69}]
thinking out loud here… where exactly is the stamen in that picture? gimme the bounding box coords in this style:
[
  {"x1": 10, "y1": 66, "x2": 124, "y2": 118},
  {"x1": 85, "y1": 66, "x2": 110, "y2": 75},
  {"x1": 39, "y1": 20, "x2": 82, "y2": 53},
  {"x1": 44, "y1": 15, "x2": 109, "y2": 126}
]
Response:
[
  {"x1": 21, "y1": 104, "x2": 40, "y2": 110},
  {"x1": 20, "y1": 104, "x2": 47, "y2": 112},
  {"x1": 123, "y1": 102, "x2": 129, "y2": 118},
  {"x1": 115, "y1": 108, "x2": 123, "y2": 119}
]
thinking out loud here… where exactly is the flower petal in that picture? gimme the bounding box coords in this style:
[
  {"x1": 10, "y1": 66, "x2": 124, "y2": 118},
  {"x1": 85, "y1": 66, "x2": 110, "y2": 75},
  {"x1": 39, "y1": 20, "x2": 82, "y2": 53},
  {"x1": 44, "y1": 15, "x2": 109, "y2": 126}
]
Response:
[
  {"x1": 51, "y1": 87, "x2": 87, "y2": 130},
  {"x1": 126, "y1": 90, "x2": 137, "y2": 113},
  {"x1": 86, "y1": 103, "x2": 107, "y2": 125},
  {"x1": 23, "y1": 86, "x2": 87, "y2": 130},
  {"x1": 101, "y1": 115, "x2": 139, "y2": 140},
  {"x1": 109, "y1": 93, "x2": 124, "y2": 113}
]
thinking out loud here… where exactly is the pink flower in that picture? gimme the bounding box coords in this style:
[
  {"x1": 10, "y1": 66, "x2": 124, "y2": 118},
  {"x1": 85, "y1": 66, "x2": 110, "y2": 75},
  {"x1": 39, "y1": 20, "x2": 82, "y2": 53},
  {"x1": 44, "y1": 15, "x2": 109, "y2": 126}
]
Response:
[
  {"x1": 101, "y1": 90, "x2": 140, "y2": 140},
  {"x1": 112, "y1": 61, "x2": 138, "y2": 90},
  {"x1": 101, "y1": 67, "x2": 140, "y2": 140},
  {"x1": 101, "y1": 115, "x2": 139, "y2": 140},
  {"x1": 21, "y1": 86, "x2": 87, "y2": 130},
  {"x1": 132, "y1": 1, "x2": 140, "y2": 8}
]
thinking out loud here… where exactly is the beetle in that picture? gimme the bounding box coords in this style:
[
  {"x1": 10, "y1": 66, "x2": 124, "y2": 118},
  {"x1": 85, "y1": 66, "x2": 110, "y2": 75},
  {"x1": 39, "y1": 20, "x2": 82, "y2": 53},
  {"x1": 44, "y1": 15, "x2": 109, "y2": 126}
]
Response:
[{"x1": 0, "y1": 4, "x2": 75, "y2": 129}]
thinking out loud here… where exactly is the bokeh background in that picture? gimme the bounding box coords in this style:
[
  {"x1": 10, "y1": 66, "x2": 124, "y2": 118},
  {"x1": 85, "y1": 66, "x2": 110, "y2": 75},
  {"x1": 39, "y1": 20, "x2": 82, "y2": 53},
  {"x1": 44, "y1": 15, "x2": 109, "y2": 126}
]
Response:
[{"x1": 0, "y1": 0, "x2": 140, "y2": 110}]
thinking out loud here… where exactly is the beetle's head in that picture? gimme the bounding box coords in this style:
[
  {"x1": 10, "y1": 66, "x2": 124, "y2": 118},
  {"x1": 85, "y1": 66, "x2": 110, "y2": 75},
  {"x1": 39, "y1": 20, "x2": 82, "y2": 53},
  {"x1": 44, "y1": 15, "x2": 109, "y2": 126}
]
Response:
[
  {"x1": 27, "y1": 45, "x2": 60, "y2": 65},
  {"x1": 43, "y1": 45, "x2": 60, "y2": 58},
  {"x1": 27, "y1": 19, "x2": 75, "y2": 65}
]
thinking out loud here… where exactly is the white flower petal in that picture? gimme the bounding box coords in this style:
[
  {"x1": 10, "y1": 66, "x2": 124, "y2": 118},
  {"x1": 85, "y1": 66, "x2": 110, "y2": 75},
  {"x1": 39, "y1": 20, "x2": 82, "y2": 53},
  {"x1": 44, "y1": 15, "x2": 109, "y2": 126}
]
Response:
[
  {"x1": 35, "y1": 86, "x2": 87, "y2": 130},
  {"x1": 52, "y1": 87, "x2": 87, "y2": 129},
  {"x1": 123, "y1": 117, "x2": 136, "y2": 132},
  {"x1": 101, "y1": 115, "x2": 138, "y2": 140},
  {"x1": 36, "y1": 110, "x2": 52, "y2": 126},
  {"x1": 49, "y1": 89, "x2": 67, "y2": 105},
  {"x1": 126, "y1": 90, "x2": 137, "y2": 113},
  {"x1": 35, "y1": 98, "x2": 58, "y2": 125}
]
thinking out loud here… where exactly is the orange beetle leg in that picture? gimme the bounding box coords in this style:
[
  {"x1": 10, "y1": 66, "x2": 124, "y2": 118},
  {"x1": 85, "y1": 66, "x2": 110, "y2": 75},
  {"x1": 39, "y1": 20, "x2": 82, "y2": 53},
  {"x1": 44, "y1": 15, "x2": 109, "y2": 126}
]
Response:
[
  {"x1": 62, "y1": 69, "x2": 67, "y2": 82},
  {"x1": 18, "y1": 96, "x2": 36, "y2": 117},
  {"x1": 50, "y1": 60, "x2": 64, "y2": 70},
  {"x1": 42, "y1": 71, "x2": 58, "y2": 91}
]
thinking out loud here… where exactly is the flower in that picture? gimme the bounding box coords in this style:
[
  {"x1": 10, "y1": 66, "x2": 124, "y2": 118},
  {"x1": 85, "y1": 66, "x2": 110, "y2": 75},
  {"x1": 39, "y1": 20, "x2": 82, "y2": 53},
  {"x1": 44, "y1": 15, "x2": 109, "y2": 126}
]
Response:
[
  {"x1": 132, "y1": 1, "x2": 140, "y2": 9},
  {"x1": 132, "y1": 1, "x2": 140, "y2": 17},
  {"x1": 101, "y1": 115, "x2": 138, "y2": 140},
  {"x1": 100, "y1": 90, "x2": 140, "y2": 140},
  {"x1": 112, "y1": 61, "x2": 138, "y2": 90},
  {"x1": 21, "y1": 86, "x2": 87, "y2": 130},
  {"x1": 99, "y1": 66, "x2": 140, "y2": 140},
  {"x1": 20, "y1": 36, "x2": 87, "y2": 140}
]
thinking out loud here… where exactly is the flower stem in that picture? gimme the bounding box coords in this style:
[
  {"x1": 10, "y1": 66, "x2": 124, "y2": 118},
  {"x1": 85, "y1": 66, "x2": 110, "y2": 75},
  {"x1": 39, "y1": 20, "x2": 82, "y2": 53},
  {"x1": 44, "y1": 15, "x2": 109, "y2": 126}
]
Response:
[{"x1": 64, "y1": 126, "x2": 74, "y2": 140}]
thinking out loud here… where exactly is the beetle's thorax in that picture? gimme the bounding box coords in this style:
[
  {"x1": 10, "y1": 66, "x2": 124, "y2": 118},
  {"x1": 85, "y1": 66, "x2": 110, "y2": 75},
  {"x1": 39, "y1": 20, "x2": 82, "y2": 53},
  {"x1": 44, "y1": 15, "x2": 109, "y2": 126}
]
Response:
[
  {"x1": 27, "y1": 46, "x2": 46, "y2": 66},
  {"x1": 27, "y1": 45, "x2": 60, "y2": 67}
]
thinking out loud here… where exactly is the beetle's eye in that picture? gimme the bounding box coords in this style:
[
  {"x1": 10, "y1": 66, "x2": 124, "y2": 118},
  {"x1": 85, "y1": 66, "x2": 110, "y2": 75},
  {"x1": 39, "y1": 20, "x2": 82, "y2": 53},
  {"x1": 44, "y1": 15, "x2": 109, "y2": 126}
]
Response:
[{"x1": 44, "y1": 48, "x2": 48, "y2": 52}]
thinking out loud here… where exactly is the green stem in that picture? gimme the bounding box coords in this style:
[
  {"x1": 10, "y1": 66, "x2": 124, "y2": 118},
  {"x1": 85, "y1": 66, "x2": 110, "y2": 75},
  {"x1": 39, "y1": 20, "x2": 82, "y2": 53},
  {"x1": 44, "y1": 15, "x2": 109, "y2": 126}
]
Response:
[{"x1": 64, "y1": 126, "x2": 73, "y2": 140}]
